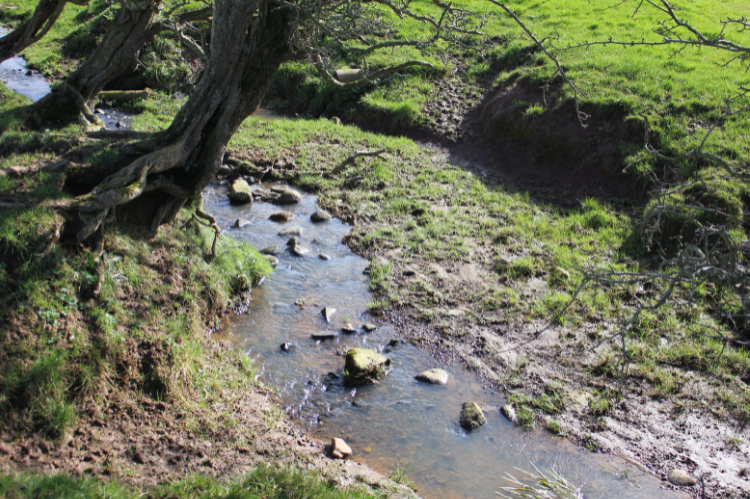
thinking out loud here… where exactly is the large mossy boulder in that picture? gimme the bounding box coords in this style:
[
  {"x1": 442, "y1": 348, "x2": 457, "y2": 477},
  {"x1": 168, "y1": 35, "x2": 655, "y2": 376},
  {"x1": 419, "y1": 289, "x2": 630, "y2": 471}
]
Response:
[
  {"x1": 459, "y1": 401, "x2": 486, "y2": 430},
  {"x1": 228, "y1": 179, "x2": 253, "y2": 204},
  {"x1": 344, "y1": 348, "x2": 391, "y2": 385}
]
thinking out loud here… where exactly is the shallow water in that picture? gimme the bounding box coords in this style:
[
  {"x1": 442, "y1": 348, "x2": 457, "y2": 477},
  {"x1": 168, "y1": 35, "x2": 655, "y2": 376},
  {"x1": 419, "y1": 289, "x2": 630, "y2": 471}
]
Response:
[
  {"x1": 205, "y1": 182, "x2": 685, "y2": 499},
  {"x1": 0, "y1": 27, "x2": 52, "y2": 102}
]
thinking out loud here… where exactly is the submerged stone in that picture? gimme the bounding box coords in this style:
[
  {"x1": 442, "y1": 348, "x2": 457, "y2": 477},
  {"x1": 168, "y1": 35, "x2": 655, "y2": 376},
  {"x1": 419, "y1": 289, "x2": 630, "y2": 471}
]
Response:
[
  {"x1": 290, "y1": 244, "x2": 309, "y2": 256},
  {"x1": 321, "y1": 307, "x2": 336, "y2": 322},
  {"x1": 279, "y1": 226, "x2": 303, "y2": 237},
  {"x1": 260, "y1": 245, "x2": 280, "y2": 255},
  {"x1": 312, "y1": 331, "x2": 338, "y2": 341},
  {"x1": 280, "y1": 342, "x2": 293, "y2": 352},
  {"x1": 415, "y1": 368, "x2": 449, "y2": 385},
  {"x1": 319, "y1": 253, "x2": 331, "y2": 261},
  {"x1": 344, "y1": 348, "x2": 391, "y2": 386},
  {"x1": 459, "y1": 402, "x2": 486, "y2": 430},
  {"x1": 362, "y1": 323, "x2": 377, "y2": 332},
  {"x1": 228, "y1": 178, "x2": 253, "y2": 204},
  {"x1": 276, "y1": 189, "x2": 302, "y2": 204},
  {"x1": 311, "y1": 209, "x2": 332, "y2": 222},
  {"x1": 286, "y1": 236, "x2": 301, "y2": 247},
  {"x1": 234, "y1": 218, "x2": 251, "y2": 228},
  {"x1": 270, "y1": 211, "x2": 294, "y2": 222}
]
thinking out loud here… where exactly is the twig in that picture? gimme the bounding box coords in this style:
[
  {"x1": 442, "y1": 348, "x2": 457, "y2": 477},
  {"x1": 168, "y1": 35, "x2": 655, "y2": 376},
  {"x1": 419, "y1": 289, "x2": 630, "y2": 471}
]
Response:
[{"x1": 330, "y1": 149, "x2": 387, "y2": 175}]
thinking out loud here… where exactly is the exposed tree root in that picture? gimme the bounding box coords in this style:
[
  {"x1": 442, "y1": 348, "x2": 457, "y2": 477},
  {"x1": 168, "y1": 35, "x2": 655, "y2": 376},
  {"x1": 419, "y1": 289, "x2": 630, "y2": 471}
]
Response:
[
  {"x1": 330, "y1": 149, "x2": 388, "y2": 175},
  {"x1": 181, "y1": 200, "x2": 221, "y2": 258}
]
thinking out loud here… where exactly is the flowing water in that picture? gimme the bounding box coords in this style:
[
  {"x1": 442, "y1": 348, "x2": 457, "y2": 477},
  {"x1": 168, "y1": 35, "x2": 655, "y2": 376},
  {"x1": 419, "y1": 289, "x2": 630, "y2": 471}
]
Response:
[
  {"x1": 205, "y1": 182, "x2": 686, "y2": 499},
  {"x1": 0, "y1": 27, "x2": 52, "y2": 102}
]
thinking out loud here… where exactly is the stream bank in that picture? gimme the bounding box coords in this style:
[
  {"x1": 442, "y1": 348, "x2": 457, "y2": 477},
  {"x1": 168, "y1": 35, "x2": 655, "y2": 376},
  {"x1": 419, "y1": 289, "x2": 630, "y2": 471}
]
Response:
[{"x1": 205, "y1": 179, "x2": 688, "y2": 499}]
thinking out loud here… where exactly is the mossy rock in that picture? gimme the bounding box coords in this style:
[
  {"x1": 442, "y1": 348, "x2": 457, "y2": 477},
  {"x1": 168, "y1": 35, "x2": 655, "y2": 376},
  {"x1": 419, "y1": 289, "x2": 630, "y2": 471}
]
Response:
[
  {"x1": 228, "y1": 179, "x2": 253, "y2": 204},
  {"x1": 344, "y1": 348, "x2": 391, "y2": 385},
  {"x1": 459, "y1": 401, "x2": 486, "y2": 430}
]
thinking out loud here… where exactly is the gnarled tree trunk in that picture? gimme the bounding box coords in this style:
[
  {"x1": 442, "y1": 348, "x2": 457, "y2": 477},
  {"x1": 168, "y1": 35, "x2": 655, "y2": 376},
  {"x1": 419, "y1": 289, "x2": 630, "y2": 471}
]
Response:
[
  {"x1": 0, "y1": 0, "x2": 88, "y2": 63},
  {"x1": 64, "y1": 0, "x2": 295, "y2": 240},
  {"x1": 29, "y1": 0, "x2": 163, "y2": 123},
  {"x1": 27, "y1": 3, "x2": 213, "y2": 124}
]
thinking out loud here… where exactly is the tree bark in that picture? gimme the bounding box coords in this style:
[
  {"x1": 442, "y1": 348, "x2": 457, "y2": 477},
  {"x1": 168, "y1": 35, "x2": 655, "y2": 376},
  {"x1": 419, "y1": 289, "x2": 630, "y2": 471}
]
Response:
[
  {"x1": 64, "y1": 0, "x2": 295, "y2": 239},
  {"x1": 28, "y1": 1, "x2": 162, "y2": 122},
  {"x1": 0, "y1": 0, "x2": 88, "y2": 64}
]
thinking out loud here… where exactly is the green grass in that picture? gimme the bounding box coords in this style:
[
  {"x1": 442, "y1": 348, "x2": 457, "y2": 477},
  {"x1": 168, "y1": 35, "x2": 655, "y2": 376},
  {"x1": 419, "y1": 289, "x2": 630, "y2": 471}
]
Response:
[
  {"x1": 0, "y1": 466, "x2": 384, "y2": 499},
  {"x1": 1, "y1": 0, "x2": 203, "y2": 86},
  {"x1": 0, "y1": 84, "x2": 272, "y2": 437}
]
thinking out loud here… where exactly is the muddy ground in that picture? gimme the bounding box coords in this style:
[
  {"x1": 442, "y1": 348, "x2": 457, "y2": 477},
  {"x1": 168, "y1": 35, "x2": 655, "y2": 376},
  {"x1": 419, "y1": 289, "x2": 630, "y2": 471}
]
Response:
[{"x1": 0, "y1": 334, "x2": 416, "y2": 498}]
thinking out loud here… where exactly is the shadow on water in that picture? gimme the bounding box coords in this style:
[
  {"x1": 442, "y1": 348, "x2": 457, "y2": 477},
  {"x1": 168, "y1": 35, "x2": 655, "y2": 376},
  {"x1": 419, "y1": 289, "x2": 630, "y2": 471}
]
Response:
[{"x1": 204, "y1": 182, "x2": 686, "y2": 499}]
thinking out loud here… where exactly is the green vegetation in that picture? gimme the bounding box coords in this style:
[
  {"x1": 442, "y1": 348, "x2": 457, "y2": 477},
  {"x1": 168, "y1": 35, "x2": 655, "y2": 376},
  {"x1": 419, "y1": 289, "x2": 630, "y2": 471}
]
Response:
[
  {"x1": 1, "y1": 0, "x2": 201, "y2": 86},
  {"x1": 0, "y1": 83, "x2": 271, "y2": 439},
  {"x1": 0, "y1": 466, "x2": 382, "y2": 499},
  {"x1": 498, "y1": 464, "x2": 582, "y2": 499}
]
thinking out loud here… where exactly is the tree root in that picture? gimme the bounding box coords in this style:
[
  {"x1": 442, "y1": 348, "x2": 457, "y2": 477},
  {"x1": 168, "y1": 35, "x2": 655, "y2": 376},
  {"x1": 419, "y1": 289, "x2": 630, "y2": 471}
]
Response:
[
  {"x1": 182, "y1": 202, "x2": 221, "y2": 258},
  {"x1": 64, "y1": 83, "x2": 105, "y2": 129},
  {"x1": 330, "y1": 149, "x2": 387, "y2": 175}
]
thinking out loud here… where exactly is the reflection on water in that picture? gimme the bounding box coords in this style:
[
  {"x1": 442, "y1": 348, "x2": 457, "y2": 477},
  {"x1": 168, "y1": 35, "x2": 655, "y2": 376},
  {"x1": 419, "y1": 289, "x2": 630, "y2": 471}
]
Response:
[
  {"x1": 0, "y1": 27, "x2": 52, "y2": 102},
  {"x1": 205, "y1": 182, "x2": 685, "y2": 499}
]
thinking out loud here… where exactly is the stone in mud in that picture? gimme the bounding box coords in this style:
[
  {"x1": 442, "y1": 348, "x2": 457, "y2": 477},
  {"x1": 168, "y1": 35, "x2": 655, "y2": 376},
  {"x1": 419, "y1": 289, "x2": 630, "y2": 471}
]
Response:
[
  {"x1": 500, "y1": 404, "x2": 518, "y2": 424},
  {"x1": 322, "y1": 307, "x2": 336, "y2": 322},
  {"x1": 344, "y1": 348, "x2": 391, "y2": 386},
  {"x1": 459, "y1": 402, "x2": 486, "y2": 430},
  {"x1": 415, "y1": 368, "x2": 449, "y2": 385},
  {"x1": 290, "y1": 244, "x2": 309, "y2": 256},
  {"x1": 260, "y1": 245, "x2": 280, "y2": 255},
  {"x1": 312, "y1": 331, "x2": 338, "y2": 341},
  {"x1": 330, "y1": 438, "x2": 352, "y2": 459},
  {"x1": 263, "y1": 255, "x2": 278, "y2": 267},
  {"x1": 563, "y1": 390, "x2": 592, "y2": 414},
  {"x1": 668, "y1": 469, "x2": 697, "y2": 487},
  {"x1": 363, "y1": 323, "x2": 377, "y2": 332},
  {"x1": 270, "y1": 211, "x2": 294, "y2": 222},
  {"x1": 319, "y1": 253, "x2": 331, "y2": 261},
  {"x1": 279, "y1": 226, "x2": 303, "y2": 237},
  {"x1": 228, "y1": 179, "x2": 253, "y2": 204},
  {"x1": 275, "y1": 189, "x2": 302, "y2": 204},
  {"x1": 234, "y1": 218, "x2": 251, "y2": 228},
  {"x1": 286, "y1": 236, "x2": 301, "y2": 247},
  {"x1": 341, "y1": 323, "x2": 357, "y2": 334},
  {"x1": 311, "y1": 209, "x2": 332, "y2": 222}
]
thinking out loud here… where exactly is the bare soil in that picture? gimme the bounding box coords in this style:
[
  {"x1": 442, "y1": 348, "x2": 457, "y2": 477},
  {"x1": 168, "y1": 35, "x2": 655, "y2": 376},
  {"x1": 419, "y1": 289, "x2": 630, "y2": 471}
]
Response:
[{"x1": 0, "y1": 346, "x2": 414, "y2": 497}]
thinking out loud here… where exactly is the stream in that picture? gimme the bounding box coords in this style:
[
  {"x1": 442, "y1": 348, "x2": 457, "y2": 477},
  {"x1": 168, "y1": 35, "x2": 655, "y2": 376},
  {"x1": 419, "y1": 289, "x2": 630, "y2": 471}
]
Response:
[
  {"x1": 204, "y1": 183, "x2": 686, "y2": 499},
  {"x1": 0, "y1": 37, "x2": 687, "y2": 497}
]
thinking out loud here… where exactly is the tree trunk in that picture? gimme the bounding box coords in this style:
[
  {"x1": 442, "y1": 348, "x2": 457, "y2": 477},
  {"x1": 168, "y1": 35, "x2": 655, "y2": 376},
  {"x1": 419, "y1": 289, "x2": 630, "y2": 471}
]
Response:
[
  {"x1": 64, "y1": 0, "x2": 294, "y2": 240},
  {"x1": 29, "y1": 1, "x2": 162, "y2": 122},
  {"x1": 0, "y1": 0, "x2": 88, "y2": 63}
]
